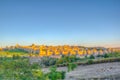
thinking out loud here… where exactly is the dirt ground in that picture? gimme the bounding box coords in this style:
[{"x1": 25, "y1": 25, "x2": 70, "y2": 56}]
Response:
[{"x1": 42, "y1": 62, "x2": 120, "y2": 80}]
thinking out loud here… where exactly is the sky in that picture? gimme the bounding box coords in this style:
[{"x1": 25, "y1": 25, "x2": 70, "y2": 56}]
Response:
[{"x1": 0, "y1": 0, "x2": 120, "y2": 47}]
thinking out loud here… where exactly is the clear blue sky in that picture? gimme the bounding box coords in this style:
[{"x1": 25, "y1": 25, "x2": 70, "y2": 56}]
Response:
[{"x1": 0, "y1": 0, "x2": 120, "y2": 47}]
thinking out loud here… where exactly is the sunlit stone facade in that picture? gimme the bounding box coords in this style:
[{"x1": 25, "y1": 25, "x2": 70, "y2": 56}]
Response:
[{"x1": 2, "y1": 44, "x2": 119, "y2": 57}]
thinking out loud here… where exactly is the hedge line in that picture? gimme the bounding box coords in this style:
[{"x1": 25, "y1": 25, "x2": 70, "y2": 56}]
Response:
[{"x1": 56, "y1": 58, "x2": 120, "y2": 67}]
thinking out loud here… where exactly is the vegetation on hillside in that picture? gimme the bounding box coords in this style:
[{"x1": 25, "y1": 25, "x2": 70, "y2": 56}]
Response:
[
  {"x1": 0, "y1": 49, "x2": 120, "y2": 80},
  {"x1": 0, "y1": 57, "x2": 66, "y2": 80}
]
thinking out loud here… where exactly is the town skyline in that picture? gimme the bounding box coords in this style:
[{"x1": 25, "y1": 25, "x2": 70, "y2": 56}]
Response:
[{"x1": 1, "y1": 43, "x2": 120, "y2": 48}]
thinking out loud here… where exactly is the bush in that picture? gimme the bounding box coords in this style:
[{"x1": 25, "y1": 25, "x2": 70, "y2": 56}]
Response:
[
  {"x1": 85, "y1": 55, "x2": 88, "y2": 59},
  {"x1": 12, "y1": 54, "x2": 20, "y2": 59},
  {"x1": 47, "y1": 66, "x2": 66, "y2": 80},
  {"x1": 56, "y1": 55, "x2": 78, "y2": 65},
  {"x1": 96, "y1": 54, "x2": 102, "y2": 57},
  {"x1": 69, "y1": 55, "x2": 77, "y2": 62},
  {"x1": 61, "y1": 71, "x2": 66, "y2": 79},
  {"x1": 0, "y1": 57, "x2": 66, "y2": 80},
  {"x1": 103, "y1": 54, "x2": 109, "y2": 58},
  {"x1": 56, "y1": 58, "x2": 63, "y2": 64},
  {"x1": 87, "y1": 59, "x2": 93, "y2": 64},
  {"x1": 30, "y1": 63, "x2": 41, "y2": 69},
  {"x1": 67, "y1": 63, "x2": 77, "y2": 72},
  {"x1": 32, "y1": 69, "x2": 49, "y2": 80},
  {"x1": 40, "y1": 57, "x2": 57, "y2": 67},
  {"x1": 89, "y1": 55, "x2": 95, "y2": 59}
]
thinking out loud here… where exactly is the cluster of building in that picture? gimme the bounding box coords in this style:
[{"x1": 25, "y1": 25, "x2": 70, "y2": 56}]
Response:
[{"x1": 1, "y1": 44, "x2": 119, "y2": 57}]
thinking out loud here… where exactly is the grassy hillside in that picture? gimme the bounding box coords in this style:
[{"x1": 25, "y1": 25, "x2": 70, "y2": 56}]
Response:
[{"x1": 0, "y1": 48, "x2": 29, "y2": 57}]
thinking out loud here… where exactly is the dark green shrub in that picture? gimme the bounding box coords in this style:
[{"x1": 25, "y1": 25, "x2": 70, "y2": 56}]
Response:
[
  {"x1": 75, "y1": 57, "x2": 81, "y2": 61},
  {"x1": 12, "y1": 54, "x2": 20, "y2": 59},
  {"x1": 96, "y1": 54, "x2": 102, "y2": 57},
  {"x1": 61, "y1": 71, "x2": 66, "y2": 79},
  {"x1": 89, "y1": 55, "x2": 95, "y2": 59},
  {"x1": 69, "y1": 55, "x2": 76, "y2": 62},
  {"x1": 103, "y1": 54, "x2": 109, "y2": 58}
]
